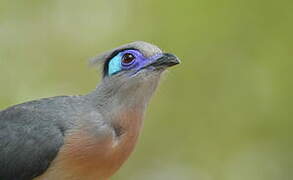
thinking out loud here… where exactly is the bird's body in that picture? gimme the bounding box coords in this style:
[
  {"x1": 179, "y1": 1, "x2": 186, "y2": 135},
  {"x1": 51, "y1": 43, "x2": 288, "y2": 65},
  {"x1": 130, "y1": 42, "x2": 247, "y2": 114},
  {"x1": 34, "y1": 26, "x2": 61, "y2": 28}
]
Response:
[{"x1": 0, "y1": 41, "x2": 179, "y2": 180}]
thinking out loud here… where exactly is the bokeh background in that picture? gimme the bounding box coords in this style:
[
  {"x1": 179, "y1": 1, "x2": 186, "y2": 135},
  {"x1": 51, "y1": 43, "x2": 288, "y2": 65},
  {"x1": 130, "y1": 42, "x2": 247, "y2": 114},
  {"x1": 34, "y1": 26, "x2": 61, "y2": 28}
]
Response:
[{"x1": 1, "y1": 0, "x2": 292, "y2": 179}]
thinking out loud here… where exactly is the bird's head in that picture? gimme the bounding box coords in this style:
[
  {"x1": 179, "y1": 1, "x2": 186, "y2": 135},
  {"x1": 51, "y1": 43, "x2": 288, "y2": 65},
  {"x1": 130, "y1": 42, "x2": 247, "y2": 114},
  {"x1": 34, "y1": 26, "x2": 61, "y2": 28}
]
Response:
[{"x1": 90, "y1": 41, "x2": 180, "y2": 108}]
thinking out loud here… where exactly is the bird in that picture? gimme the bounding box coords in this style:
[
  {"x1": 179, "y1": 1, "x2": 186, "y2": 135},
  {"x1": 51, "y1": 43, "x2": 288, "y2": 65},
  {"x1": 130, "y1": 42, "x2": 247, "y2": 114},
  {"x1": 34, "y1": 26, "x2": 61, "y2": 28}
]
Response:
[{"x1": 0, "y1": 41, "x2": 180, "y2": 180}]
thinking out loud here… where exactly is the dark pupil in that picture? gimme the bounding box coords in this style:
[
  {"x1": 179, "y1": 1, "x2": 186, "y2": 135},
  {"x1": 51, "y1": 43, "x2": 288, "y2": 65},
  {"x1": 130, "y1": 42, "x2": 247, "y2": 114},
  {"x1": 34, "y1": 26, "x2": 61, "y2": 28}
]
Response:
[{"x1": 122, "y1": 53, "x2": 135, "y2": 64}]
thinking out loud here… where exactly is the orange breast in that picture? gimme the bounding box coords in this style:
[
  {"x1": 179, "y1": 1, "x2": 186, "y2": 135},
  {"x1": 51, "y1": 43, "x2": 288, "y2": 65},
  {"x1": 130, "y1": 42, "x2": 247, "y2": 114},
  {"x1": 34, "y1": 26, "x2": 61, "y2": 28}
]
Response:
[{"x1": 35, "y1": 110, "x2": 143, "y2": 180}]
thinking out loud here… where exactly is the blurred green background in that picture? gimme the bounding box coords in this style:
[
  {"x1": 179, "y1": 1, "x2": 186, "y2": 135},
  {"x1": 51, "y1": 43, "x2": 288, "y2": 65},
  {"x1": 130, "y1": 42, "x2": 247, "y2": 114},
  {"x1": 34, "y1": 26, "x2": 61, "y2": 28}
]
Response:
[{"x1": 0, "y1": 0, "x2": 292, "y2": 179}]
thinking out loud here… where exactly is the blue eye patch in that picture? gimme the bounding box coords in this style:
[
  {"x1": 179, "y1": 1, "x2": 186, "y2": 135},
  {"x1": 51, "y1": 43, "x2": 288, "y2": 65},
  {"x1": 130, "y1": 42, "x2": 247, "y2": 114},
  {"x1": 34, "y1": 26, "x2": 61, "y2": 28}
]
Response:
[{"x1": 108, "y1": 53, "x2": 122, "y2": 76}]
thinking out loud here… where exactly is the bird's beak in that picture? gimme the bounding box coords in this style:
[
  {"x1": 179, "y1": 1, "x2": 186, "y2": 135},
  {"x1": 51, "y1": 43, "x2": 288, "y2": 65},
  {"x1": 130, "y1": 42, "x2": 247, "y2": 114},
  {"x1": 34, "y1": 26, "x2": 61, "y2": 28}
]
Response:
[{"x1": 149, "y1": 53, "x2": 180, "y2": 69}]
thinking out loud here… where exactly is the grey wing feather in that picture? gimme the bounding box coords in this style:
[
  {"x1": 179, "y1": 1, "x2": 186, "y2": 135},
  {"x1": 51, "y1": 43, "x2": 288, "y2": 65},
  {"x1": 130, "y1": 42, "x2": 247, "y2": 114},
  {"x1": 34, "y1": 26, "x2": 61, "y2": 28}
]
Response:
[{"x1": 0, "y1": 98, "x2": 72, "y2": 180}]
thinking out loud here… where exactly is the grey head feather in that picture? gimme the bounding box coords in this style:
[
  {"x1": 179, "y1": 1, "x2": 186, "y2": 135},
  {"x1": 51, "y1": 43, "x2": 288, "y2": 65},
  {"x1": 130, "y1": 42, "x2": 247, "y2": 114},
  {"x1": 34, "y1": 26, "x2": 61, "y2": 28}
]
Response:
[{"x1": 89, "y1": 41, "x2": 163, "y2": 67}]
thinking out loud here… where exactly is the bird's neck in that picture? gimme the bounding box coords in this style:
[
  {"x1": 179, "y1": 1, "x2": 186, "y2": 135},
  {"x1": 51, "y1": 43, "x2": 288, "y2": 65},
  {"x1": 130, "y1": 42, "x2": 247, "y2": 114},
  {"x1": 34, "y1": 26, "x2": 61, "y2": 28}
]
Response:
[{"x1": 87, "y1": 77, "x2": 160, "y2": 123}]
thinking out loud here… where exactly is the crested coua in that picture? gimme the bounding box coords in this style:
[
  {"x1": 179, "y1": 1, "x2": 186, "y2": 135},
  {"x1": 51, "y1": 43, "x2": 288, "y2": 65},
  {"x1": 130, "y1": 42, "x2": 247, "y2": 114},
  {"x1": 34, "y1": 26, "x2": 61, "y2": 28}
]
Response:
[{"x1": 0, "y1": 41, "x2": 180, "y2": 180}]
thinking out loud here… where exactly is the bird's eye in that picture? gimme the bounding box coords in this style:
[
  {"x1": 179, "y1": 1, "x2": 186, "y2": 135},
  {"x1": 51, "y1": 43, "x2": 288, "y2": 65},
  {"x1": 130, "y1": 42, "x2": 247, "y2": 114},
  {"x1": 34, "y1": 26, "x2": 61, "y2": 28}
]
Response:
[{"x1": 121, "y1": 53, "x2": 135, "y2": 65}]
